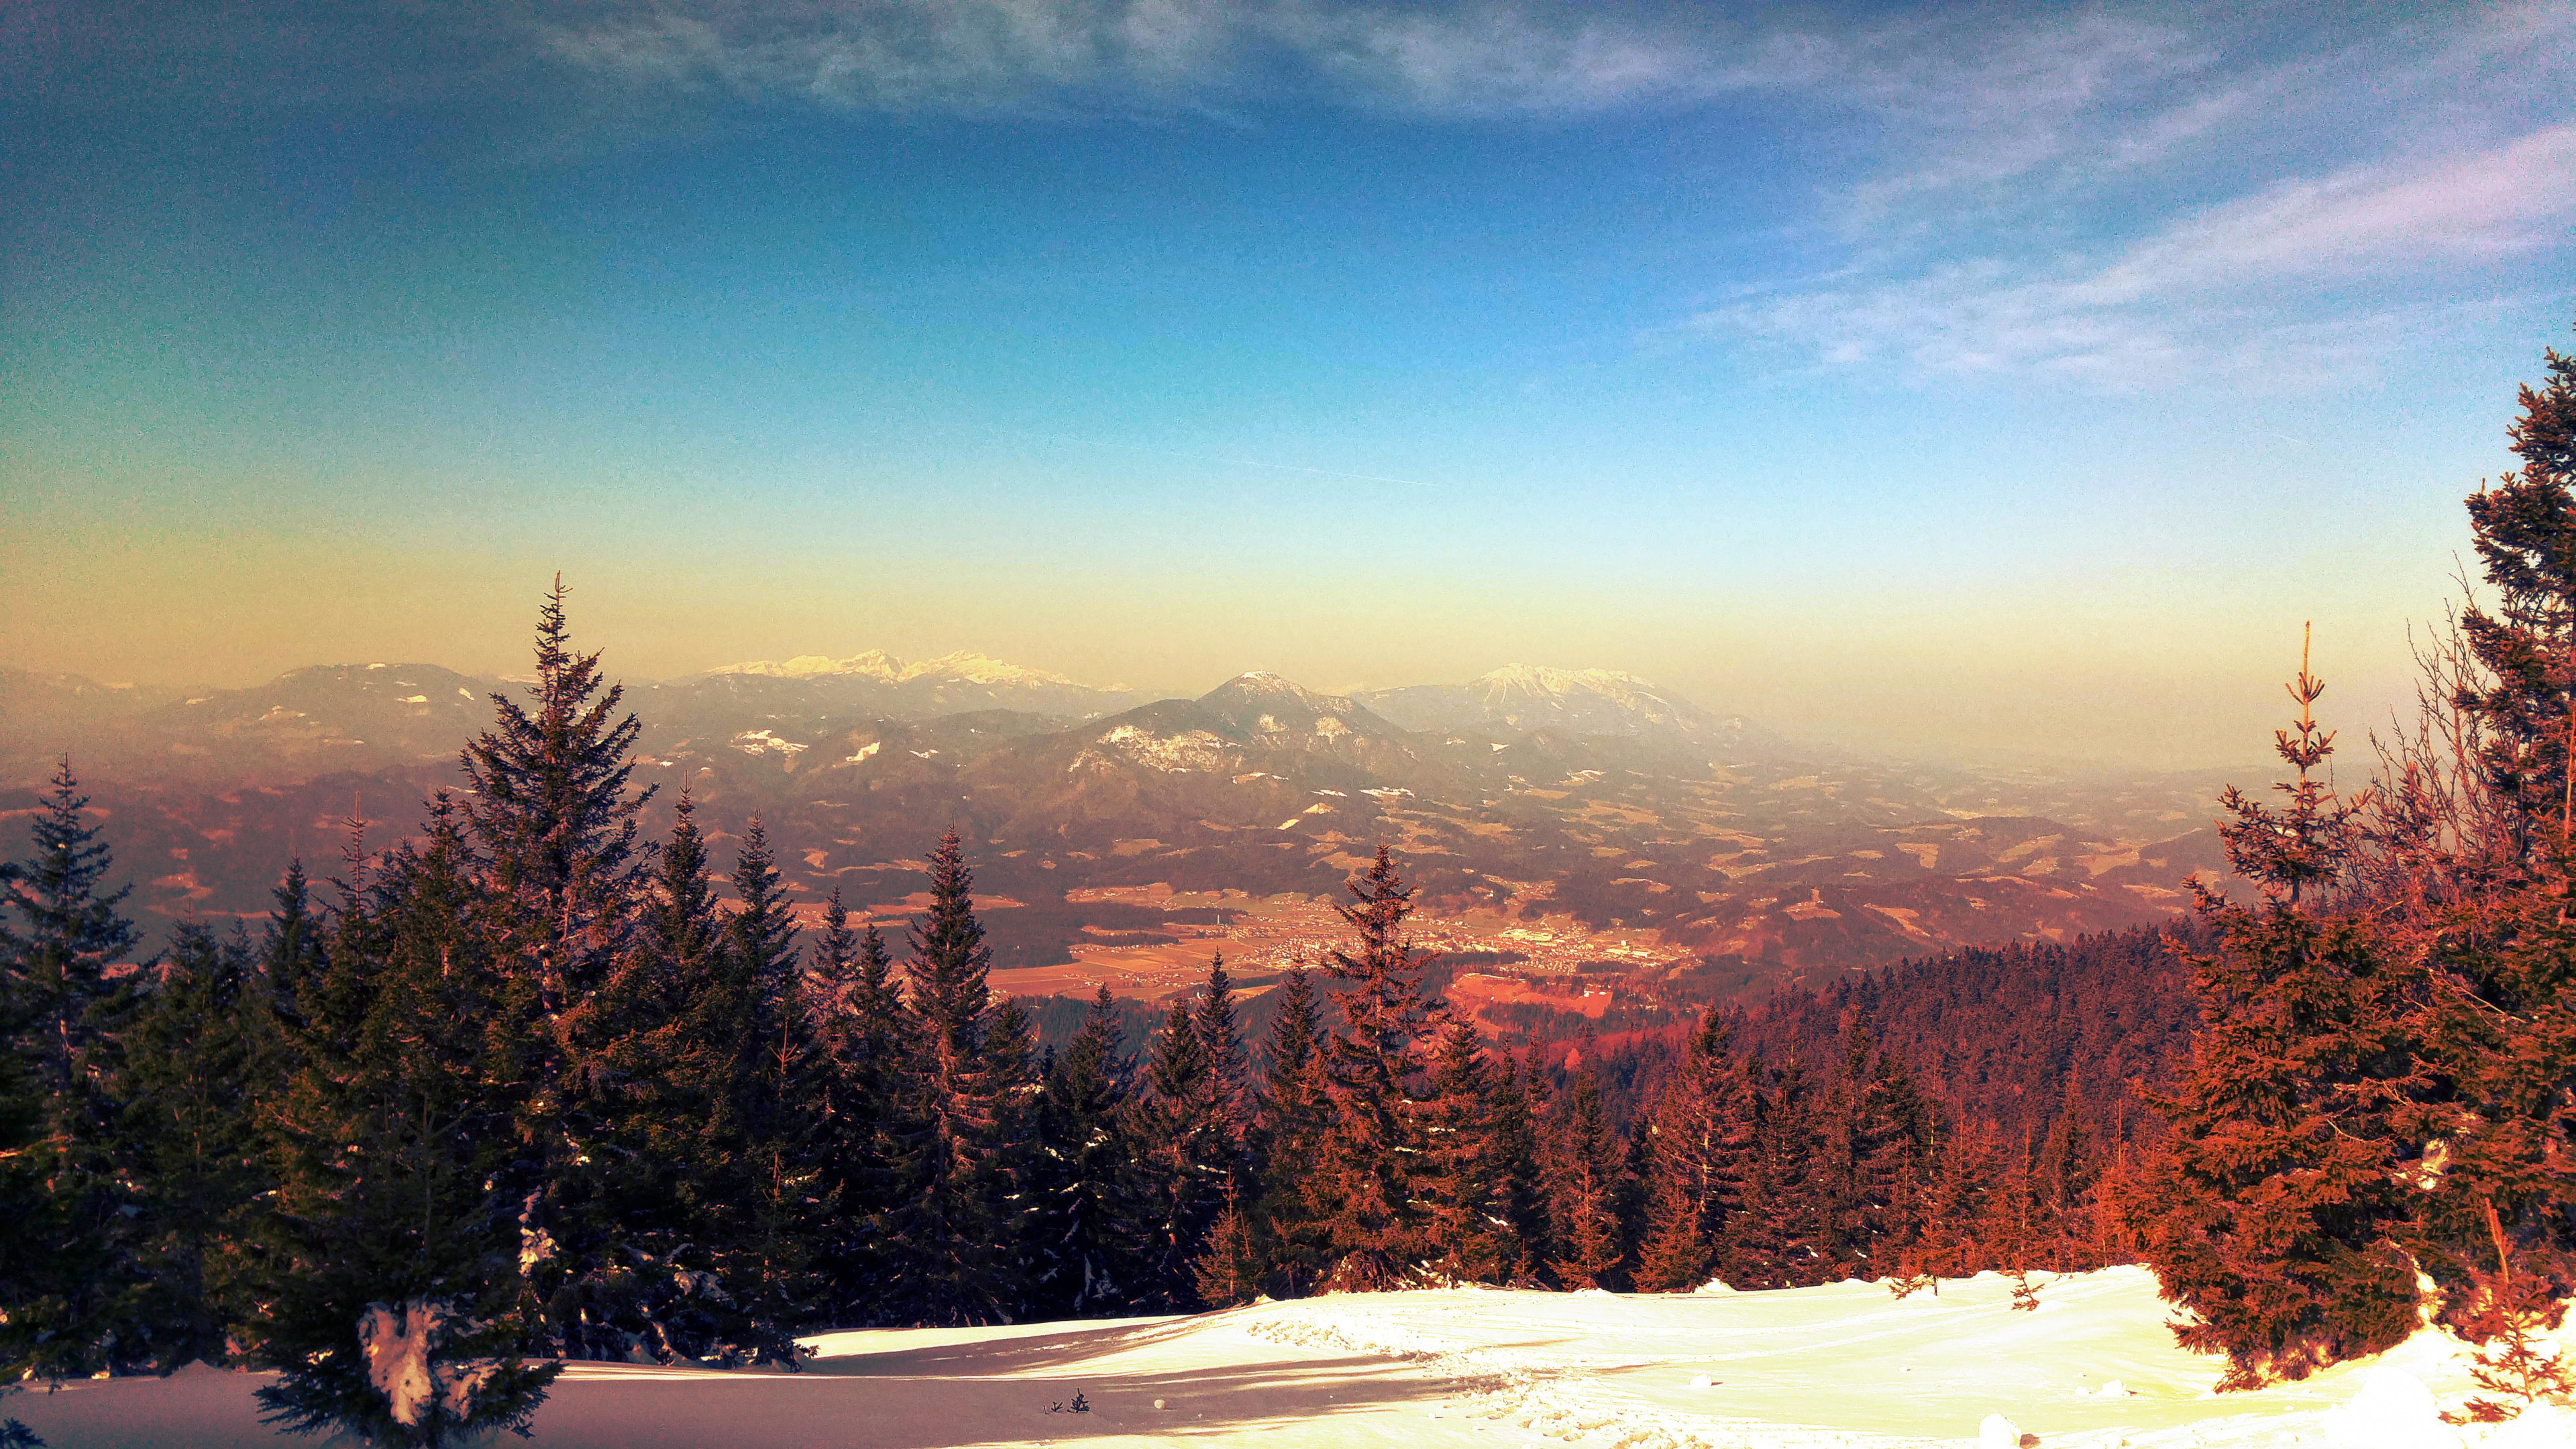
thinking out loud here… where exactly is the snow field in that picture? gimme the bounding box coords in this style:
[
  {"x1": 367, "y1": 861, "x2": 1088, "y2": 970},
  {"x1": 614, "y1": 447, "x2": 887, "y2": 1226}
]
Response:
[{"x1": 11, "y1": 1267, "x2": 2576, "y2": 1447}]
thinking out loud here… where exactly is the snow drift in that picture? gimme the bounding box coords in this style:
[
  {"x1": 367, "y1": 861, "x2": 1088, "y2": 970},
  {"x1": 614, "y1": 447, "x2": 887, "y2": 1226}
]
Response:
[{"x1": 13, "y1": 1267, "x2": 2575, "y2": 1448}]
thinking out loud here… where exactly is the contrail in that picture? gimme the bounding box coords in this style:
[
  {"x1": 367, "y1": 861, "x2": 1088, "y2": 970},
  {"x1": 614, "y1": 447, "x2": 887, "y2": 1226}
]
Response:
[{"x1": 1003, "y1": 429, "x2": 1442, "y2": 489}]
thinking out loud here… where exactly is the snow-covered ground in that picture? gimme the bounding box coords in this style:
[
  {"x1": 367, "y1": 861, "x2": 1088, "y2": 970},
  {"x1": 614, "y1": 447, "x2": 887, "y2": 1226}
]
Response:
[{"x1": 13, "y1": 1268, "x2": 2572, "y2": 1447}]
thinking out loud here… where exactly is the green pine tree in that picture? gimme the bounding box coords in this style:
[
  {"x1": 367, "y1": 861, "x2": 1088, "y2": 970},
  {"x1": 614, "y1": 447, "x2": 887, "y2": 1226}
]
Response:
[
  {"x1": 2395, "y1": 336, "x2": 2576, "y2": 1342},
  {"x1": 1483, "y1": 1051, "x2": 1546, "y2": 1284},
  {"x1": 1633, "y1": 1008, "x2": 1757, "y2": 1293},
  {"x1": 1136, "y1": 988, "x2": 1231, "y2": 1307},
  {"x1": 1252, "y1": 963, "x2": 1334, "y2": 1297},
  {"x1": 978, "y1": 995, "x2": 1042, "y2": 1320},
  {"x1": 1417, "y1": 1016, "x2": 1511, "y2": 1284},
  {"x1": 252, "y1": 797, "x2": 557, "y2": 1446},
  {"x1": 2135, "y1": 629, "x2": 2425, "y2": 1388},
  {"x1": 1032, "y1": 986, "x2": 1146, "y2": 1316},
  {"x1": 0, "y1": 758, "x2": 146, "y2": 1381},
  {"x1": 1541, "y1": 1066, "x2": 1627, "y2": 1290},
  {"x1": 726, "y1": 816, "x2": 824, "y2": 1358},
  {"x1": 879, "y1": 830, "x2": 1012, "y2": 1324},
  {"x1": 1733, "y1": 1060, "x2": 1829, "y2": 1289},
  {"x1": 1312, "y1": 847, "x2": 1438, "y2": 1290},
  {"x1": 1195, "y1": 952, "x2": 1252, "y2": 1199},
  {"x1": 820, "y1": 915, "x2": 921, "y2": 1322},
  {"x1": 114, "y1": 921, "x2": 274, "y2": 1368},
  {"x1": 453, "y1": 584, "x2": 654, "y2": 1362}
]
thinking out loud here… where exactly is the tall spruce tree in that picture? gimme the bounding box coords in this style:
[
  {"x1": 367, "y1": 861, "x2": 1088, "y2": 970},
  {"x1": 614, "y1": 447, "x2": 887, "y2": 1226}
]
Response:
[
  {"x1": 0, "y1": 758, "x2": 146, "y2": 1380},
  {"x1": 262, "y1": 859, "x2": 330, "y2": 1036},
  {"x1": 2453, "y1": 336, "x2": 2576, "y2": 863},
  {"x1": 114, "y1": 922, "x2": 273, "y2": 1370},
  {"x1": 822, "y1": 917, "x2": 920, "y2": 1322},
  {"x1": 1838, "y1": 1034, "x2": 1935, "y2": 1277},
  {"x1": 806, "y1": 890, "x2": 862, "y2": 1053},
  {"x1": 1418, "y1": 1016, "x2": 1511, "y2": 1283},
  {"x1": 726, "y1": 817, "x2": 824, "y2": 1354},
  {"x1": 1733, "y1": 1060, "x2": 1830, "y2": 1289},
  {"x1": 1483, "y1": 1051, "x2": 1546, "y2": 1284},
  {"x1": 2035, "y1": 1086, "x2": 2104, "y2": 1271},
  {"x1": 2136, "y1": 630, "x2": 2426, "y2": 1387},
  {"x1": 1032, "y1": 987, "x2": 1144, "y2": 1316},
  {"x1": 453, "y1": 584, "x2": 655, "y2": 1363},
  {"x1": 254, "y1": 798, "x2": 556, "y2": 1445},
  {"x1": 1195, "y1": 952, "x2": 1252, "y2": 1196},
  {"x1": 1633, "y1": 1008, "x2": 1757, "y2": 1293},
  {"x1": 458, "y1": 579, "x2": 652, "y2": 1012},
  {"x1": 2396, "y1": 335, "x2": 2576, "y2": 1332},
  {"x1": 1898, "y1": 1120, "x2": 1998, "y2": 1295},
  {"x1": 1541, "y1": 1065, "x2": 1628, "y2": 1289},
  {"x1": 1136, "y1": 993, "x2": 1220, "y2": 1306},
  {"x1": 543, "y1": 786, "x2": 735, "y2": 1361},
  {"x1": 879, "y1": 830, "x2": 1011, "y2": 1324},
  {"x1": 978, "y1": 995, "x2": 1042, "y2": 1320},
  {"x1": 1312, "y1": 847, "x2": 1438, "y2": 1289},
  {"x1": 1253, "y1": 963, "x2": 1334, "y2": 1296}
]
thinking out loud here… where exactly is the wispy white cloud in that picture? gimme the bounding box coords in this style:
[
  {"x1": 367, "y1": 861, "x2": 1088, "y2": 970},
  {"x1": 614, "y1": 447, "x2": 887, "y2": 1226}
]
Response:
[
  {"x1": 541, "y1": 2, "x2": 1179, "y2": 116},
  {"x1": 1701, "y1": 123, "x2": 2576, "y2": 391},
  {"x1": 531, "y1": 1, "x2": 1808, "y2": 119},
  {"x1": 2082, "y1": 123, "x2": 2576, "y2": 301},
  {"x1": 1825, "y1": 11, "x2": 2220, "y2": 222}
]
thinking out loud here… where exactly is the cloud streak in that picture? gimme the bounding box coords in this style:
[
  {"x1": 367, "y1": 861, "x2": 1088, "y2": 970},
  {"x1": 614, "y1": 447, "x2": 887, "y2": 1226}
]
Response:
[
  {"x1": 530, "y1": 0, "x2": 1813, "y2": 119},
  {"x1": 1701, "y1": 122, "x2": 2576, "y2": 390}
]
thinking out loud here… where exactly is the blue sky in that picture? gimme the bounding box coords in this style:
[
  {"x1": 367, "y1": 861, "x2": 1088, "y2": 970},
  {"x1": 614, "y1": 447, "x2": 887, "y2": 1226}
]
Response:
[{"x1": 4, "y1": 1, "x2": 2572, "y2": 766}]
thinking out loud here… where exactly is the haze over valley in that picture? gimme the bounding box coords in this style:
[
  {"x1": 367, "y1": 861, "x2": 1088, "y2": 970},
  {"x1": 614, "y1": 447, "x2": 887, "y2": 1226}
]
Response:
[{"x1": 3, "y1": 645, "x2": 2230, "y2": 1040}]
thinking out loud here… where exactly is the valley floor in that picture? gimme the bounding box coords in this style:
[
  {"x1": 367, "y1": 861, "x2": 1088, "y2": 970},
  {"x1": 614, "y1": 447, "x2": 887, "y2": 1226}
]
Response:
[{"x1": 12, "y1": 1268, "x2": 2568, "y2": 1448}]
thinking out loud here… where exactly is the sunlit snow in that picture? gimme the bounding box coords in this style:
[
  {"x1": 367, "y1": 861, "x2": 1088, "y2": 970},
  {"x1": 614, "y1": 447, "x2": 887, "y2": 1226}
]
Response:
[{"x1": 15, "y1": 1268, "x2": 2576, "y2": 1448}]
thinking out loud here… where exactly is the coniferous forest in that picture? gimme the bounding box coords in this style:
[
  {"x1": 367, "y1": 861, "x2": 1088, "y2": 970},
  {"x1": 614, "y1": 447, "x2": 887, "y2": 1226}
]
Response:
[{"x1": 5, "y1": 335, "x2": 2575, "y2": 1442}]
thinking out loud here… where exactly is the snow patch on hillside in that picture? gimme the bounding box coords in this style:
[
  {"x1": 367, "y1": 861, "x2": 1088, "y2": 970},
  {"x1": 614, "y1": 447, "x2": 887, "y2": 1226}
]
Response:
[{"x1": 1081, "y1": 724, "x2": 1233, "y2": 773}]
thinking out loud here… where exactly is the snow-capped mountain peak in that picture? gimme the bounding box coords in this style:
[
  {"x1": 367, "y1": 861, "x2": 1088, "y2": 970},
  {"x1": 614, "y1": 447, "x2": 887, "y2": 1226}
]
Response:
[
  {"x1": 706, "y1": 650, "x2": 1125, "y2": 692},
  {"x1": 902, "y1": 651, "x2": 1104, "y2": 690},
  {"x1": 1214, "y1": 671, "x2": 1340, "y2": 710},
  {"x1": 1354, "y1": 664, "x2": 1770, "y2": 752},
  {"x1": 708, "y1": 650, "x2": 904, "y2": 682},
  {"x1": 1474, "y1": 664, "x2": 1658, "y2": 706}
]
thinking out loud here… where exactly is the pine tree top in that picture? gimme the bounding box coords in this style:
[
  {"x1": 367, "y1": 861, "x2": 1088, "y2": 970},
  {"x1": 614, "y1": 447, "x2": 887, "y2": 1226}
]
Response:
[
  {"x1": 459, "y1": 580, "x2": 653, "y2": 1006},
  {"x1": 907, "y1": 829, "x2": 993, "y2": 1055},
  {"x1": 2213, "y1": 624, "x2": 2358, "y2": 907},
  {"x1": 8, "y1": 756, "x2": 138, "y2": 973}
]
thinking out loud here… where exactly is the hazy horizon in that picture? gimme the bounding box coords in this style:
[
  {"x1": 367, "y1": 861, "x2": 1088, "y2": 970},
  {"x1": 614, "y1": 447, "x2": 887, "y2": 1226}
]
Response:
[{"x1": 9, "y1": 1, "x2": 2571, "y2": 770}]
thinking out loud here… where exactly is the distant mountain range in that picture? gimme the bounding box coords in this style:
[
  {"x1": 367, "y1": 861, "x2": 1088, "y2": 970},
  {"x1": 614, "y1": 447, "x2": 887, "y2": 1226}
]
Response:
[
  {"x1": 697, "y1": 650, "x2": 1142, "y2": 722},
  {"x1": 1356, "y1": 664, "x2": 1774, "y2": 752},
  {"x1": 0, "y1": 651, "x2": 2236, "y2": 1008},
  {"x1": 0, "y1": 655, "x2": 1794, "y2": 786}
]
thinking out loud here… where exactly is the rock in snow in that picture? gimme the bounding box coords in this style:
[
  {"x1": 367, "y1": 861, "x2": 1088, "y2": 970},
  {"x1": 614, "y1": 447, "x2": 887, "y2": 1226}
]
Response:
[{"x1": 357, "y1": 1299, "x2": 491, "y2": 1430}]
